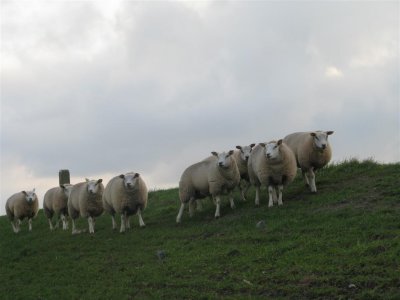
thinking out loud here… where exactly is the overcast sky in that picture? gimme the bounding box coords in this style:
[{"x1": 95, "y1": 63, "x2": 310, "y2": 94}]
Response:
[{"x1": 1, "y1": 1, "x2": 399, "y2": 215}]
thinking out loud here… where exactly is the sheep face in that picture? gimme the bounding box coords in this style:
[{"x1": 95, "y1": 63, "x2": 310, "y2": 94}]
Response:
[
  {"x1": 61, "y1": 184, "x2": 73, "y2": 197},
  {"x1": 22, "y1": 189, "x2": 37, "y2": 203},
  {"x1": 236, "y1": 144, "x2": 256, "y2": 161},
  {"x1": 212, "y1": 150, "x2": 235, "y2": 169},
  {"x1": 119, "y1": 173, "x2": 140, "y2": 191},
  {"x1": 260, "y1": 140, "x2": 283, "y2": 160},
  {"x1": 85, "y1": 179, "x2": 103, "y2": 195},
  {"x1": 310, "y1": 131, "x2": 334, "y2": 150}
]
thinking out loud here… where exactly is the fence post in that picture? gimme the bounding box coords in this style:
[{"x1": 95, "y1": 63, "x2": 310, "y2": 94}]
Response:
[{"x1": 59, "y1": 169, "x2": 70, "y2": 186}]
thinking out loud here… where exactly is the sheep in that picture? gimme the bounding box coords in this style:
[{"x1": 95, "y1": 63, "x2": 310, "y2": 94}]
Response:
[
  {"x1": 248, "y1": 140, "x2": 297, "y2": 207},
  {"x1": 283, "y1": 131, "x2": 334, "y2": 193},
  {"x1": 67, "y1": 178, "x2": 104, "y2": 234},
  {"x1": 176, "y1": 150, "x2": 240, "y2": 223},
  {"x1": 43, "y1": 184, "x2": 73, "y2": 231},
  {"x1": 233, "y1": 143, "x2": 256, "y2": 201},
  {"x1": 5, "y1": 189, "x2": 39, "y2": 233},
  {"x1": 102, "y1": 172, "x2": 148, "y2": 233}
]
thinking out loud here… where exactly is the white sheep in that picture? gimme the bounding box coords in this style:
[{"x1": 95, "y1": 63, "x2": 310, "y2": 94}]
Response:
[
  {"x1": 233, "y1": 143, "x2": 256, "y2": 201},
  {"x1": 102, "y1": 172, "x2": 148, "y2": 233},
  {"x1": 43, "y1": 184, "x2": 73, "y2": 231},
  {"x1": 5, "y1": 189, "x2": 39, "y2": 233},
  {"x1": 248, "y1": 140, "x2": 297, "y2": 207},
  {"x1": 176, "y1": 150, "x2": 240, "y2": 223},
  {"x1": 283, "y1": 131, "x2": 334, "y2": 193},
  {"x1": 67, "y1": 178, "x2": 104, "y2": 234}
]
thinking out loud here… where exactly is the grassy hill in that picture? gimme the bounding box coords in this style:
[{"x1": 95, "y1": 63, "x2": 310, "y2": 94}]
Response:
[{"x1": 0, "y1": 159, "x2": 399, "y2": 299}]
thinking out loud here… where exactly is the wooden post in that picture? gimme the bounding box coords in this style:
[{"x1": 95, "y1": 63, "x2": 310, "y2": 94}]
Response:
[{"x1": 59, "y1": 169, "x2": 70, "y2": 186}]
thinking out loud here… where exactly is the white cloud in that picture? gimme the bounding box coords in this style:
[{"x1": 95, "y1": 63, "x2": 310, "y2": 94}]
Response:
[{"x1": 325, "y1": 66, "x2": 344, "y2": 78}]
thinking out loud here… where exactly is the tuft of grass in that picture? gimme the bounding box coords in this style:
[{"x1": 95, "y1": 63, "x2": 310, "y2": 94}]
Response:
[{"x1": 0, "y1": 160, "x2": 399, "y2": 299}]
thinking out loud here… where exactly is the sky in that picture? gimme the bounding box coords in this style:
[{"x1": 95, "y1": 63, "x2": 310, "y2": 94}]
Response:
[{"x1": 1, "y1": 0, "x2": 399, "y2": 215}]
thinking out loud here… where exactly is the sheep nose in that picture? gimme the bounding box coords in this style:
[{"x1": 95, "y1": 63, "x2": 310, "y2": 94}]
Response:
[
  {"x1": 245, "y1": 156, "x2": 249, "y2": 160},
  {"x1": 267, "y1": 154, "x2": 271, "y2": 158},
  {"x1": 321, "y1": 144, "x2": 326, "y2": 149},
  {"x1": 218, "y1": 162, "x2": 223, "y2": 167},
  {"x1": 127, "y1": 183, "x2": 132, "y2": 187}
]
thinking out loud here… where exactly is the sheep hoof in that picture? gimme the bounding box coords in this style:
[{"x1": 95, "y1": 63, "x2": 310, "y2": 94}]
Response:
[
  {"x1": 215, "y1": 215, "x2": 220, "y2": 219},
  {"x1": 140, "y1": 224, "x2": 146, "y2": 228}
]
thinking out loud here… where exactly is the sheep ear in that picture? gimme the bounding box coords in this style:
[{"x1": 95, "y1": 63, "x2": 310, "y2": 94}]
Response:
[
  {"x1": 85, "y1": 178, "x2": 90, "y2": 182},
  {"x1": 134, "y1": 173, "x2": 140, "y2": 178},
  {"x1": 277, "y1": 139, "x2": 283, "y2": 145},
  {"x1": 236, "y1": 146, "x2": 242, "y2": 150},
  {"x1": 211, "y1": 151, "x2": 218, "y2": 157},
  {"x1": 250, "y1": 143, "x2": 256, "y2": 148},
  {"x1": 97, "y1": 179, "x2": 103, "y2": 184},
  {"x1": 119, "y1": 174, "x2": 125, "y2": 179},
  {"x1": 228, "y1": 150, "x2": 234, "y2": 156},
  {"x1": 22, "y1": 191, "x2": 27, "y2": 196},
  {"x1": 310, "y1": 132, "x2": 316, "y2": 137},
  {"x1": 326, "y1": 131, "x2": 334, "y2": 135},
  {"x1": 259, "y1": 143, "x2": 266, "y2": 148}
]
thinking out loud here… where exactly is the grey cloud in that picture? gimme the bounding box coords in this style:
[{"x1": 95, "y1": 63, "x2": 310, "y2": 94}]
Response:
[{"x1": 1, "y1": 0, "x2": 398, "y2": 211}]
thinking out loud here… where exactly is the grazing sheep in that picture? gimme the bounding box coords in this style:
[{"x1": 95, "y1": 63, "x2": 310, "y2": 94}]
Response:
[
  {"x1": 5, "y1": 189, "x2": 39, "y2": 233},
  {"x1": 43, "y1": 184, "x2": 73, "y2": 231},
  {"x1": 248, "y1": 140, "x2": 297, "y2": 207},
  {"x1": 67, "y1": 178, "x2": 104, "y2": 234},
  {"x1": 233, "y1": 143, "x2": 256, "y2": 201},
  {"x1": 103, "y1": 172, "x2": 148, "y2": 233},
  {"x1": 283, "y1": 131, "x2": 334, "y2": 193},
  {"x1": 176, "y1": 150, "x2": 240, "y2": 223}
]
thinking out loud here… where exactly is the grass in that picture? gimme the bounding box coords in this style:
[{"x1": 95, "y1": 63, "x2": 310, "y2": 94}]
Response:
[{"x1": 0, "y1": 159, "x2": 399, "y2": 299}]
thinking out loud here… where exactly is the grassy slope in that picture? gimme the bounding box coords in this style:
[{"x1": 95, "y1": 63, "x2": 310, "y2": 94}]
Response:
[{"x1": 0, "y1": 160, "x2": 399, "y2": 299}]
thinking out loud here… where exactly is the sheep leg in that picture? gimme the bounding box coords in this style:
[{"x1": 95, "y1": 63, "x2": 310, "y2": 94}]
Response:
[
  {"x1": 120, "y1": 213, "x2": 126, "y2": 233},
  {"x1": 11, "y1": 220, "x2": 19, "y2": 233},
  {"x1": 111, "y1": 214, "x2": 117, "y2": 230},
  {"x1": 88, "y1": 216, "x2": 94, "y2": 234},
  {"x1": 302, "y1": 170, "x2": 310, "y2": 187},
  {"x1": 229, "y1": 192, "x2": 236, "y2": 209},
  {"x1": 137, "y1": 208, "x2": 146, "y2": 227},
  {"x1": 241, "y1": 181, "x2": 249, "y2": 202},
  {"x1": 255, "y1": 186, "x2": 260, "y2": 206},
  {"x1": 28, "y1": 218, "x2": 32, "y2": 231},
  {"x1": 268, "y1": 186, "x2": 275, "y2": 207},
  {"x1": 126, "y1": 216, "x2": 131, "y2": 229},
  {"x1": 48, "y1": 219, "x2": 54, "y2": 231},
  {"x1": 278, "y1": 185, "x2": 283, "y2": 206},
  {"x1": 71, "y1": 219, "x2": 81, "y2": 235},
  {"x1": 189, "y1": 198, "x2": 196, "y2": 217},
  {"x1": 176, "y1": 203, "x2": 186, "y2": 223},
  {"x1": 214, "y1": 196, "x2": 221, "y2": 218},
  {"x1": 61, "y1": 214, "x2": 68, "y2": 230},
  {"x1": 307, "y1": 169, "x2": 317, "y2": 193},
  {"x1": 196, "y1": 199, "x2": 203, "y2": 212},
  {"x1": 273, "y1": 187, "x2": 278, "y2": 204}
]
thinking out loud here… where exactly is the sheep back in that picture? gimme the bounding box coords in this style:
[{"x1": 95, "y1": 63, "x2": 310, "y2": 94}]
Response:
[
  {"x1": 284, "y1": 132, "x2": 332, "y2": 171},
  {"x1": 6, "y1": 192, "x2": 39, "y2": 221},
  {"x1": 179, "y1": 160, "x2": 211, "y2": 203},
  {"x1": 43, "y1": 186, "x2": 69, "y2": 219},
  {"x1": 179, "y1": 154, "x2": 240, "y2": 203}
]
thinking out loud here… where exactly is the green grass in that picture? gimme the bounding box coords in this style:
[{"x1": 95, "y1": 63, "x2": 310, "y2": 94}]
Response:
[{"x1": 1, "y1": 159, "x2": 399, "y2": 299}]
